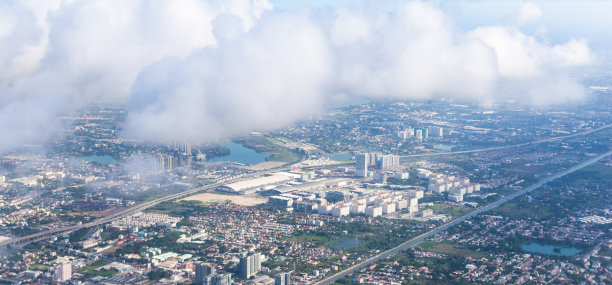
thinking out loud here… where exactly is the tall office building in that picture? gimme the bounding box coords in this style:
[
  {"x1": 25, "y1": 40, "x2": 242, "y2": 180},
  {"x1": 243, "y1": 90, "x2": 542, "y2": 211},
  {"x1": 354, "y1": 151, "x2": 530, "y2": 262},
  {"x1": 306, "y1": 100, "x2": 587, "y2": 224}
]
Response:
[
  {"x1": 375, "y1": 154, "x2": 400, "y2": 170},
  {"x1": 368, "y1": 152, "x2": 379, "y2": 166},
  {"x1": 239, "y1": 252, "x2": 262, "y2": 279},
  {"x1": 428, "y1": 126, "x2": 443, "y2": 137},
  {"x1": 203, "y1": 273, "x2": 232, "y2": 285},
  {"x1": 373, "y1": 171, "x2": 388, "y2": 184},
  {"x1": 196, "y1": 263, "x2": 216, "y2": 284},
  {"x1": 183, "y1": 139, "x2": 192, "y2": 156},
  {"x1": 415, "y1": 129, "x2": 423, "y2": 140},
  {"x1": 397, "y1": 128, "x2": 414, "y2": 139},
  {"x1": 274, "y1": 272, "x2": 292, "y2": 285},
  {"x1": 54, "y1": 263, "x2": 72, "y2": 282},
  {"x1": 355, "y1": 153, "x2": 368, "y2": 177}
]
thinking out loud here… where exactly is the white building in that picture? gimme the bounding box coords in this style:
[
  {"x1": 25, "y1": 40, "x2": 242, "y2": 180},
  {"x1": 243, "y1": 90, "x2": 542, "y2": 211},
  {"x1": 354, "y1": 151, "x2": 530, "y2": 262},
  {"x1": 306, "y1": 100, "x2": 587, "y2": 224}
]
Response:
[
  {"x1": 217, "y1": 173, "x2": 295, "y2": 194},
  {"x1": 393, "y1": 172, "x2": 409, "y2": 180},
  {"x1": 349, "y1": 204, "x2": 366, "y2": 214},
  {"x1": 382, "y1": 203, "x2": 396, "y2": 214},
  {"x1": 417, "y1": 169, "x2": 432, "y2": 179},
  {"x1": 415, "y1": 129, "x2": 423, "y2": 140},
  {"x1": 365, "y1": 206, "x2": 383, "y2": 217},
  {"x1": 395, "y1": 200, "x2": 408, "y2": 210},
  {"x1": 55, "y1": 263, "x2": 71, "y2": 282},
  {"x1": 331, "y1": 206, "x2": 350, "y2": 217},
  {"x1": 428, "y1": 184, "x2": 445, "y2": 193},
  {"x1": 318, "y1": 205, "x2": 333, "y2": 215},
  {"x1": 448, "y1": 194, "x2": 463, "y2": 202}
]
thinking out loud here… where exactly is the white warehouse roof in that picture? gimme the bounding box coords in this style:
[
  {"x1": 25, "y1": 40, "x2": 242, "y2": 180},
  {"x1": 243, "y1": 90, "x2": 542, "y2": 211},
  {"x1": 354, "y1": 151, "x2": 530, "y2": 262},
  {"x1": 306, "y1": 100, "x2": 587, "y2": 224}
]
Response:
[{"x1": 217, "y1": 174, "x2": 294, "y2": 194}]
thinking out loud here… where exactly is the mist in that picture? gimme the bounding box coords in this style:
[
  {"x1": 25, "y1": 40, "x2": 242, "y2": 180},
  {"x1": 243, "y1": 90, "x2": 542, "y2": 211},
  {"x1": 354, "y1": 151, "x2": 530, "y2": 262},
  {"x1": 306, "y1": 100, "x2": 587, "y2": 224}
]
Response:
[{"x1": 0, "y1": 0, "x2": 597, "y2": 151}]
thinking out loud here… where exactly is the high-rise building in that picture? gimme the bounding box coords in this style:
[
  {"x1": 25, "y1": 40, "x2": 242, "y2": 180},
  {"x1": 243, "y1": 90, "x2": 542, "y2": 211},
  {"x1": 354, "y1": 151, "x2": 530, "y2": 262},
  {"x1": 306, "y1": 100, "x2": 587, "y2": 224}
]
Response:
[
  {"x1": 375, "y1": 154, "x2": 399, "y2": 170},
  {"x1": 274, "y1": 272, "x2": 292, "y2": 285},
  {"x1": 196, "y1": 263, "x2": 216, "y2": 284},
  {"x1": 203, "y1": 273, "x2": 232, "y2": 285},
  {"x1": 183, "y1": 139, "x2": 192, "y2": 156},
  {"x1": 415, "y1": 129, "x2": 423, "y2": 140},
  {"x1": 368, "y1": 153, "x2": 379, "y2": 166},
  {"x1": 325, "y1": 191, "x2": 347, "y2": 203},
  {"x1": 397, "y1": 128, "x2": 414, "y2": 139},
  {"x1": 54, "y1": 263, "x2": 71, "y2": 282},
  {"x1": 373, "y1": 172, "x2": 387, "y2": 184},
  {"x1": 239, "y1": 252, "x2": 262, "y2": 279},
  {"x1": 428, "y1": 126, "x2": 443, "y2": 137},
  {"x1": 355, "y1": 153, "x2": 368, "y2": 177}
]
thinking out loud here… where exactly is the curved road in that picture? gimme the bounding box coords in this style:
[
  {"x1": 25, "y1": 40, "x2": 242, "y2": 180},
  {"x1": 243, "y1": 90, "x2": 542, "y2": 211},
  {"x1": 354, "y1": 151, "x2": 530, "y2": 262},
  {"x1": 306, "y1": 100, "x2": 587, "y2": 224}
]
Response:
[
  {"x1": 316, "y1": 150, "x2": 612, "y2": 285},
  {"x1": 402, "y1": 124, "x2": 612, "y2": 158}
]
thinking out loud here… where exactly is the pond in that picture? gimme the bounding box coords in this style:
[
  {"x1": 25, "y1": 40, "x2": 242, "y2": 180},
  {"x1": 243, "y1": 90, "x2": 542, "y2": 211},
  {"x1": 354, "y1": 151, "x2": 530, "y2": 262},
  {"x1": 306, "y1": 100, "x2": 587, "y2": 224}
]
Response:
[
  {"x1": 521, "y1": 242, "x2": 582, "y2": 256},
  {"x1": 83, "y1": 155, "x2": 118, "y2": 165},
  {"x1": 329, "y1": 238, "x2": 362, "y2": 250},
  {"x1": 207, "y1": 142, "x2": 270, "y2": 165},
  {"x1": 329, "y1": 153, "x2": 354, "y2": 161}
]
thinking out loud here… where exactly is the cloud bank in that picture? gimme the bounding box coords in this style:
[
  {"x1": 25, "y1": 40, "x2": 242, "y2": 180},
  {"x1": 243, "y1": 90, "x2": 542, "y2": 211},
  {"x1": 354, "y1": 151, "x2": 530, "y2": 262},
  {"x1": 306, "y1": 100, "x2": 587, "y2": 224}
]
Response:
[{"x1": 0, "y1": 0, "x2": 595, "y2": 151}]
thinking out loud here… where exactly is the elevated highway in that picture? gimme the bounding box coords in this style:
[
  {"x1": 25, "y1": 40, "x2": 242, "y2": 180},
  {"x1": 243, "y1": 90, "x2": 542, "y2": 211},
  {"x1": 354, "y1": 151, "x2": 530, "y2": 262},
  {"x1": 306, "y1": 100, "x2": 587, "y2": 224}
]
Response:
[
  {"x1": 0, "y1": 172, "x2": 256, "y2": 249},
  {"x1": 401, "y1": 124, "x2": 612, "y2": 158}
]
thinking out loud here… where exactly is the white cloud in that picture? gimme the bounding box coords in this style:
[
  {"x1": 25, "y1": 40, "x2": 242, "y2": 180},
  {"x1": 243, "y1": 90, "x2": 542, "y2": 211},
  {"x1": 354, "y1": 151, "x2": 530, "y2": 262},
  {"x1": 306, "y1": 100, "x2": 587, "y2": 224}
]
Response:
[
  {"x1": 0, "y1": 0, "x2": 596, "y2": 152},
  {"x1": 124, "y1": 11, "x2": 332, "y2": 142},
  {"x1": 518, "y1": 2, "x2": 542, "y2": 25}
]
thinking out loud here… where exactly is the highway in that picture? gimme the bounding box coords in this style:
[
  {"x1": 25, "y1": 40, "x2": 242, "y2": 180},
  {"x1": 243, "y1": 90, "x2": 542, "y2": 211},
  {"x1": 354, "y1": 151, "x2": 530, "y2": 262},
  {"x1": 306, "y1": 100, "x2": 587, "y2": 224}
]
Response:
[
  {"x1": 315, "y1": 149, "x2": 612, "y2": 285},
  {"x1": 401, "y1": 124, "x2": 612, "y2": 158},
  {"x1": 0, "y1": 171, "x2": 262, "y2": 248},
  {"x1": 0, "y1": 144, "x2": 313, "y2": 249}
]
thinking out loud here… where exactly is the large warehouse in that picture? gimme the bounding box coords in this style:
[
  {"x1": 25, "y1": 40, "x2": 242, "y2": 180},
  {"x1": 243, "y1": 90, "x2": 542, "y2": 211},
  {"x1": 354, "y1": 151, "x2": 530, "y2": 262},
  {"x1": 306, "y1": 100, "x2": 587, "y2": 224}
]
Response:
[{"x1": 216, "y1": 173, "x2": 298, "y2": 194}]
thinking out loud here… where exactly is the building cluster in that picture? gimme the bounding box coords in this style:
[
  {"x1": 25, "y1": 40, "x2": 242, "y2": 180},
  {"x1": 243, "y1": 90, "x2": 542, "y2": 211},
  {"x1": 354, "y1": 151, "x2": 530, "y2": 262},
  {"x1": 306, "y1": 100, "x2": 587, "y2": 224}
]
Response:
[
  {"x1": 397, "y1": 126, "x2": 444, "y2": 140},
  {"x1": 270, "y1": 188, "x2": 424, "y2": 218},
  {"x1": 419, "y1": 169, "x2": 480, "y2": 202},
  {"x1": 110, "y1": 212, "x2": 183, "y2": 229},
  {"x1": 355, "y1": 152, "x2": 400, "y2": 178}
]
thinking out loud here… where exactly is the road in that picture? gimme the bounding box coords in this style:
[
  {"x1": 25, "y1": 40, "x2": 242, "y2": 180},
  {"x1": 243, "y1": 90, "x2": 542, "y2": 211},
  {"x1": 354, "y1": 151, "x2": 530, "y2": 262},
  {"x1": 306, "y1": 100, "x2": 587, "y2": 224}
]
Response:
[
  {"x1": 0, "y1": 149, "x2": 314, "y2": 249},
  {"x1": 0, "y1": 171, "x2": 263, "y2": 248},
  {"x1": 401, "y1": 124, "x2": 612, "y2": 158},
  {"x1": 315, "y1": 149, "x2": 612, "y2": 285}
]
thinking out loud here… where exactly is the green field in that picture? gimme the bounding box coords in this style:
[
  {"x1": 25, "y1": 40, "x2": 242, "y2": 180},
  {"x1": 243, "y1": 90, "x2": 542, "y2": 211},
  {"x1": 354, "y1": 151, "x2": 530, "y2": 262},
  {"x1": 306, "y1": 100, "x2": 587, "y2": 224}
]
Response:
[
  {"x1": 417, "y1": 241, "x2": 488, "y2": 259},
  {"x1": 598, "y1": 247, "x2": 612, "y2": 258},
  {"x1": 281, "y1": 233, "x2": 335, "y2": 247},
  {"x1": 79, "y1": 260, "x2": 118, "y2": 277},
  {"x1": 425, "y1": 204, "x2": 472, "y2": 217},
  {"x1": 490, "y1": 201, "x2": 555, "y2": 219}
]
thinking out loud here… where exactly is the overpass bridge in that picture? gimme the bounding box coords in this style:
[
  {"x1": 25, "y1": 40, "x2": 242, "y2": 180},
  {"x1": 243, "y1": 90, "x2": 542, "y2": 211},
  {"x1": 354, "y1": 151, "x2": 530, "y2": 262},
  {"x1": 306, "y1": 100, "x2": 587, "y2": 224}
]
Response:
[{"x1": 0, "y1": 172, "x2": 256, "y2": 249}]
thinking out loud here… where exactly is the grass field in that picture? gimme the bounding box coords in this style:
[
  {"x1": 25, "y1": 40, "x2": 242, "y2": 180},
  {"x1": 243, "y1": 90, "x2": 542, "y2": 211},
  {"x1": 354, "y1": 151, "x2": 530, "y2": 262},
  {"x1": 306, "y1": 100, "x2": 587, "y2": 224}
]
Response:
[
  {"x1": 425, "y1": 204, "x2": 472, "y2": 217},
  {"x1": 598, "y1": 247, "x2": 612, "y2": 258},
  {"x1": 490, "y1": 201, "x2": 555, "y2": 219},
  {"x1": 417, "y1": 241, "x2": 488, "y2": 259},
  {"x1": 281, "y1": 233, "x2": 335, "y2": 247},
  {"x1": 79, "y1": 260, "x2": 117, "y2": 277}
]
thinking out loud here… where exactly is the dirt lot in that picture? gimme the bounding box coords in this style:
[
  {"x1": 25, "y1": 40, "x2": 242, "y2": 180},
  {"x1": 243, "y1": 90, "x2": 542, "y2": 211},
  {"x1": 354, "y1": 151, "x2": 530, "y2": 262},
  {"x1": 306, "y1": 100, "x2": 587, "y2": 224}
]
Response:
[{"x1": 181, "y1": 193, "x2": 268, "y2": 206}]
